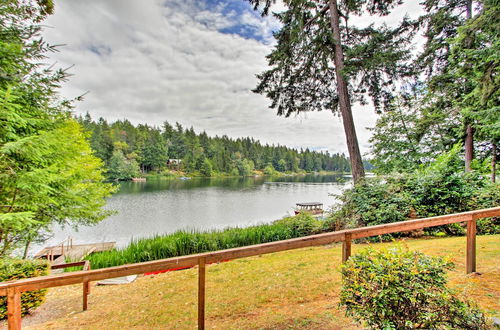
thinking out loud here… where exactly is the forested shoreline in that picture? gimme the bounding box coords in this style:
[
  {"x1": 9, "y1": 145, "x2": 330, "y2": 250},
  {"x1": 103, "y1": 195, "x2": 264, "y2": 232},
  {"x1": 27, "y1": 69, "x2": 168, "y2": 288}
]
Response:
[{"x1": 77, "y1": 114, "x2": 356, "y2": 180}]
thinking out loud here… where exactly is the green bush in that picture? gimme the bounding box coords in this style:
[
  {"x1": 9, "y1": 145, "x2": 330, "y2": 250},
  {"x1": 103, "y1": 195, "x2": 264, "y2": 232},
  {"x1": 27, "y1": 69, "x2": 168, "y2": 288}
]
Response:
[
  {"x1": 340, "y1": 247, "x2": 488, "y2": 329},
  {"x1": 263, "y1": 163, "x2": 279, "y2": 175},
  {"x1": 329, "y1": 176, "x2": 413, "y2": 230},
  {"x1": 274, "y1": 213, "x2": 322, "y2": 236},
  {"x1": 329, "y1": 146, "x2": 499, "y2": 237},
  {"x1": 0, "y1": 259, "x2": 49, "y2": 319}
]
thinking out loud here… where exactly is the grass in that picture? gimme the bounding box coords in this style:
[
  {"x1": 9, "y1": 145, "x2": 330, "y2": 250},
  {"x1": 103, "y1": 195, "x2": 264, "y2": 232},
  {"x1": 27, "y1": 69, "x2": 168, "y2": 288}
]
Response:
[
  {"x1": 86, "y1": 214, "x2": 324, "y2": 269},
  {"x1": 19, "y1": 235, "x2": 500, "y2": 329}
]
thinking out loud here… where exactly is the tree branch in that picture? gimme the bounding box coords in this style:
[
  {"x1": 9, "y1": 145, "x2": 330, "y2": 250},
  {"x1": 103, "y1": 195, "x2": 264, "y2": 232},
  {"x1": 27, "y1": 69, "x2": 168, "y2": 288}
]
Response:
[
  {"x1": 7, "y1": 188, "x2": 19, "y2": 213},
  {"x1": 303, "y1": 5, "x2": 348, "y2": 29},
  {"x1": 304, "y1": 5, "x2": 329, "y2": 29}
]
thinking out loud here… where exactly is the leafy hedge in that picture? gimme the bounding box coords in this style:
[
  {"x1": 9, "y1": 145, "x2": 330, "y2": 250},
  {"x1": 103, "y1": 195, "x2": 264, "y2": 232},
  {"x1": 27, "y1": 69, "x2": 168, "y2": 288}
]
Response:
[
  {"x1": 0, "y1": 259, "x2": 49, "y2": 319},
  {"x1": 327, "y1": 145, "x2": 499, "y2": 237},
  {"x1": 340, "y1": 247, "x2": 489, "y2": 329},
  {"x1": 87, "y1": 213, "x2": 324, "y2": 269}
]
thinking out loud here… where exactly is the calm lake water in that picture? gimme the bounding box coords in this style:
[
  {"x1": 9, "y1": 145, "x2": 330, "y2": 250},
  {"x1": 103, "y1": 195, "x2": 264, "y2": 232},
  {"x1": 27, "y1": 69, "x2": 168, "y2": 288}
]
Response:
[{"x1": 32, "y1": 174, "x2": 351, "y2": 253}]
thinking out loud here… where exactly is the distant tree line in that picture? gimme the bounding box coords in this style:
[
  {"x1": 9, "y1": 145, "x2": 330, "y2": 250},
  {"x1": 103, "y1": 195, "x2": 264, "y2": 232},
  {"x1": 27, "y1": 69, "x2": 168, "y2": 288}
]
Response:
[{"x1": 77, "y1": 114, "x2": 352, "y2": 180}]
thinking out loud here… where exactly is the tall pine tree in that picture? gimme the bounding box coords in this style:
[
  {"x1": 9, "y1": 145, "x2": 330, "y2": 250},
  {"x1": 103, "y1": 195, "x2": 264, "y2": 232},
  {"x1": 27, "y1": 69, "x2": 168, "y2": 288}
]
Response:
[
  {"x1": 249, "y1": 0, "x2": 415, "y2": 183},
  {"x1": 417, "y1": 0, "x2": 490, "y2": 172}
]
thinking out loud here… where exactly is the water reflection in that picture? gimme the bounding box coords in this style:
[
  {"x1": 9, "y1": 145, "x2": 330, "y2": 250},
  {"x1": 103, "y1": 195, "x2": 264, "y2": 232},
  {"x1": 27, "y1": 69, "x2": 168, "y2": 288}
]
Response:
[{"x1": 118, "y1": 174, "x2": 347, "y2": 194}]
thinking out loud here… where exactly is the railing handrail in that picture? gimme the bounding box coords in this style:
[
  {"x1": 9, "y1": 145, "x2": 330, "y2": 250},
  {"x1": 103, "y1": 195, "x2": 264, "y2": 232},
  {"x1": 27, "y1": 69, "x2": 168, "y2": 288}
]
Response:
[
  {"x1": 50, "y1": 260, "x2": 89, "y2": 270},
  {"x1": 1, "y1": 206, "x2": 498, "y2": 296},
  {"x1": 56, "y1": 237, "x2": 72, "y2": 248}
]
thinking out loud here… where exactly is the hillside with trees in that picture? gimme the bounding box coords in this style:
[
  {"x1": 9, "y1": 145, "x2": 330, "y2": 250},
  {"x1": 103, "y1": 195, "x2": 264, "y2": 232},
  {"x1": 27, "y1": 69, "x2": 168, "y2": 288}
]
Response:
[{"x1": 77, "y1": 114, "x2": 352, "y2": 180}]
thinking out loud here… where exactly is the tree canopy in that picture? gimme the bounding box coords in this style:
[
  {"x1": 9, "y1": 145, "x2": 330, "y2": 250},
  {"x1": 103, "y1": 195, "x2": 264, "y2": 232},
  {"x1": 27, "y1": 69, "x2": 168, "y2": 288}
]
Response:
[
  {"x1": 0, "y1": 0, "x2": 115, "y2": 257},
  {"x1": 416, "y1": 0, "x2": 499, "y2": 172},
  {"x1": 370, "y1": 0, "x2": 499, "y2": 178}
]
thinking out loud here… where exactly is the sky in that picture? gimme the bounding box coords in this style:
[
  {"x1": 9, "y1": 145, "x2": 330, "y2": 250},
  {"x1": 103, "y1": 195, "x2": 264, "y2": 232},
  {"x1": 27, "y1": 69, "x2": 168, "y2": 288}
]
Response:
[{"x1": 42, "y1": 0, "x2": 423, "y2": 155}]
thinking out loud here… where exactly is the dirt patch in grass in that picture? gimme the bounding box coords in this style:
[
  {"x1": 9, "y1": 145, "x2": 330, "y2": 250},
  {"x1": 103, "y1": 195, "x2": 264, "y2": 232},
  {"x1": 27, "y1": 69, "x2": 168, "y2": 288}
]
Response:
[{"x1": 2, "y1": 235, "x2": 497, "y2": 329}]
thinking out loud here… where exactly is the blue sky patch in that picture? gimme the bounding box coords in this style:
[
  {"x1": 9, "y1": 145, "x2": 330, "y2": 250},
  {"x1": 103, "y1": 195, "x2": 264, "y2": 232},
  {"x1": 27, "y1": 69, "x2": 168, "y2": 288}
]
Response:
[{"x1": 174, "y1": 0, "x2": 278, "y2": 43}]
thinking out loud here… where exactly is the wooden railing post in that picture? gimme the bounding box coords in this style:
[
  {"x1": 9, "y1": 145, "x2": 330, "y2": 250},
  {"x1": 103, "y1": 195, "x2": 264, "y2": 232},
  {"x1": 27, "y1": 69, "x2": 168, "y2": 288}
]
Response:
[
  {"x1": 342, "y1": 233, "x2": 352, "y2": 263},
  {"x1": 83, "y1": 261, "x2": 91, "y2": 311},
  {"x1": 466, "y1": 218, "x2": 476, "y2": 274},
  {"x1": 83, "y1": 281, "x2": 89, "y2": 311},
  {"x1": 7, "y1": 288, "x2": 21, "y2": 330},
  {"x1": 198, "y1": 257, "x2": 206, "y2": 330}
]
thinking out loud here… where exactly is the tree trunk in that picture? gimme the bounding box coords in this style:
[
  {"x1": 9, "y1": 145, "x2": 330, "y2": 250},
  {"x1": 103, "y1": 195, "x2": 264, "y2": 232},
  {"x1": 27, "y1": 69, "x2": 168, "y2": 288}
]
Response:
[
  {"x1": 22, "y1": 240, "x2": 31, "y2": 259},
  {"x1": 464, "y1": 0, "x2": 474, "y2": 173},
  {"x1": 492, "y1": 142, "x2": 497, "y2": 183},
  {"x1": 466, "y1": 0, "x2": 472, "y2": 19},
  {"x1": 328, "y1": 0, "x2": 365, "y2": 184},
  {"x1": 465, "y1": 124, "x2": 474, "y2": 172}
]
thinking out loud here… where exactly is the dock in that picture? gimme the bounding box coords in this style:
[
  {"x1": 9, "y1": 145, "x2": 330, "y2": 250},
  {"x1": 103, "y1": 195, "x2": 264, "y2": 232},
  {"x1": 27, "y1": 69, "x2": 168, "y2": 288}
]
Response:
[
  {"x1": 294, "y1": 202, "x2": 324, "y2": 216},
  {"x1": 35, "y1": 239, "x2": 115, "y2": 266}
]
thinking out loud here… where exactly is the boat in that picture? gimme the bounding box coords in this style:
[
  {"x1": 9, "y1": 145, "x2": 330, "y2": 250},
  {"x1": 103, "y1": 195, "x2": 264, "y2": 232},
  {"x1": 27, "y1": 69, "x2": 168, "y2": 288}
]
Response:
[
  {"x1": 131, "y1": 177, "x2": 146, "y2": 182},
  {"x1": 294, "y1": 202, "x2": 324, "y2": 216},
  {"x1": 179, "y1": 176, "x2": 191, "y2": 180}
]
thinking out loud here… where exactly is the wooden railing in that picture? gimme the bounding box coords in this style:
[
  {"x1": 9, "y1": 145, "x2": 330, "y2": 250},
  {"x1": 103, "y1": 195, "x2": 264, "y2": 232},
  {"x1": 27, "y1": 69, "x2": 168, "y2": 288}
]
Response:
[
  {"x1": 50, "y1": 260, "x2": 91, "y2": 311},
  {"x1": 1, "y1": 207, "x2": 499, "y2": 329},
  {"x1": 45, "y1": 237, "x2": 73, "y2": 263}
]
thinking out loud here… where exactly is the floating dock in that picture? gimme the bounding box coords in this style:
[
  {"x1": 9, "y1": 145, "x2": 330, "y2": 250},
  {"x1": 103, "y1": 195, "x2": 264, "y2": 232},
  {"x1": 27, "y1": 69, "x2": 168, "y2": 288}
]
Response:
[{"x1": 35, "y1": 240, "x2": 115, "y2": 266}]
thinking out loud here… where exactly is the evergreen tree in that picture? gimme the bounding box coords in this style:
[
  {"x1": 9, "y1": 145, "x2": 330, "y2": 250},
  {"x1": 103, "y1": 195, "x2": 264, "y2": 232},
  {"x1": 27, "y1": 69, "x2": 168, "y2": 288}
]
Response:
[
  {"x1": 370, "y1": 0, "x2": 499, "y2": 177},
  {"x1": 168, "y1": 123, "x2": 187, "y2": 159},
  {"x1": 200, "y1": 158, "x2": 213, "y2": 177},
  {"x1": 370, "y1": 0, "x2": 500, "y2": 177},
  {"x1": 249, "y1": 0, "x2": 415, "y2": 183},
  {"x1": 369, "y1": 88, "x2": 460, "y2": 174},
  {"x1": 0, "y1": 0, "x2": 115, "y2": 256},
  {"x1": 141, "y1": 129, "x2": 168, "y2": 172},
  {"x1": 276, "y1": 158, "x2": 287, "y2": 172},
  {"x1": 416, "y1": 0, "x2": 492, "y2": 172},
  {"x1": 90, "y1": 118, "x2": 113, "y2": 163},
  {"x1": 447, "y1": 0, "x2": 499, "y2": 180}
]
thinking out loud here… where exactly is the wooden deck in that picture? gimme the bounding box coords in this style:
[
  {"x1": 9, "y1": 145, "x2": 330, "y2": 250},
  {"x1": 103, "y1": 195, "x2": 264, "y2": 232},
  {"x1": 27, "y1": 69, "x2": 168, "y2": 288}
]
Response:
[{"x1": 35, "y1": 242, "x2": 115, "y2": 266}]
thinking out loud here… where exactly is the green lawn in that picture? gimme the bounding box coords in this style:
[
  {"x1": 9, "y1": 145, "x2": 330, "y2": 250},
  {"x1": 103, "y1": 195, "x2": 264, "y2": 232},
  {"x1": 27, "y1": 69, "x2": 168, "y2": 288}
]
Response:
[{"x1": 20, "y1": 235, "x2": 500, "y2": 329}]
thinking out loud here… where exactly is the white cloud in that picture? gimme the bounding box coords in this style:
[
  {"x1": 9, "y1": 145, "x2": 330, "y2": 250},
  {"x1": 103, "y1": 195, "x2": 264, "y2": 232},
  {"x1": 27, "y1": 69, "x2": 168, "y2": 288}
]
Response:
[{"x1": 42, "y1": 0, "x2": 421, "y2": 155}]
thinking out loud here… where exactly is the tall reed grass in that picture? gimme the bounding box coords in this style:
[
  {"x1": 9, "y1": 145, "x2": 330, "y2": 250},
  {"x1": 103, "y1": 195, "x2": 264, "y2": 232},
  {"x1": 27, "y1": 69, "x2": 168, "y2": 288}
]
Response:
[{"x1": 87, "y1": 214, "x2": 326, "y2": 269}]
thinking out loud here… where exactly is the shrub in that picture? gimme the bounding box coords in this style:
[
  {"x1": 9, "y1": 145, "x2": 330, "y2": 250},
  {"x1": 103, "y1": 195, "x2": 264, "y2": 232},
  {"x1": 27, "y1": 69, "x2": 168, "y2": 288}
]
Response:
[
  {"x1": 0, "y1": 259, "x2": 50, "y2": 319},
  {"x1": 263, "y1": 163, "x2": 279, "y2": 176},
  {"x1": 406, "y1": 146, "x2": 497, "y2": 218},
  {"x1": 329, "y1": 177, "x2": 413, "y2": 230},
  {"x1": 340, "y1": 247, "x2": 488, "y2": 329},
  {"x1": 274, "y1": 213, "x2": 322, "y2": 236},
  {"x1": 329, "y1": 146, "x2": 499, "y2": 237}
]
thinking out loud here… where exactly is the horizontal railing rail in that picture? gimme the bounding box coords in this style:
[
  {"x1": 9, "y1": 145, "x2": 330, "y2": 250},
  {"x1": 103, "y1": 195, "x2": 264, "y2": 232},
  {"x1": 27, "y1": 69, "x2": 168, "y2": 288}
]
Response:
[
  {"x1": 50, "y1": 260, "x2": 88, "y2": 271},
  {"x1": 1, "y1": 206, "x2": 499, "y2": 329}
]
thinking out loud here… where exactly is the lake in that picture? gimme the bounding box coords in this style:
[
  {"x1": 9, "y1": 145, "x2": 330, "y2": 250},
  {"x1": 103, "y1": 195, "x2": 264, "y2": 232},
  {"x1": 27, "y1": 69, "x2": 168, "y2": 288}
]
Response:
[{"x1": 32, "y1": 174, "x2": 351, "y2": 253}]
